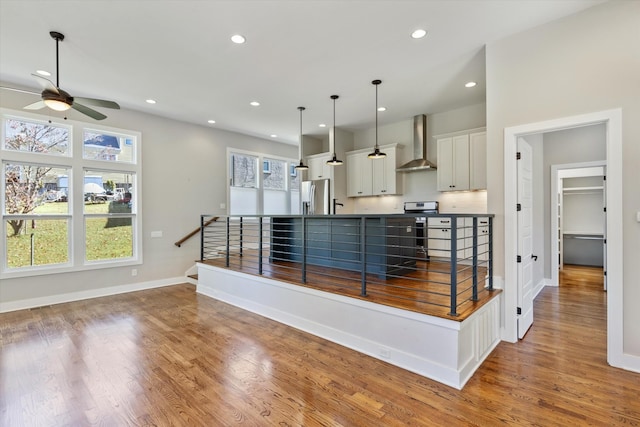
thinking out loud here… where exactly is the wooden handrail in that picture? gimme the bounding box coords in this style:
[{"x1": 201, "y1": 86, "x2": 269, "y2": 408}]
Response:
[{"x1": 174, "y1": 217, "x2": 219, "y2": 247}]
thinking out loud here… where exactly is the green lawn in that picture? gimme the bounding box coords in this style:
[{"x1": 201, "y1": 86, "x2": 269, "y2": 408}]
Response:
[{"x1": 6, "y1": 201, "x2": 133, "y2": 268}]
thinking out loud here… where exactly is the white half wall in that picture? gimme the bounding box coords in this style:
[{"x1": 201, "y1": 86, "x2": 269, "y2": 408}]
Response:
[{"x1": 197, "y1": 263, "x2": 501, "y2": 389}]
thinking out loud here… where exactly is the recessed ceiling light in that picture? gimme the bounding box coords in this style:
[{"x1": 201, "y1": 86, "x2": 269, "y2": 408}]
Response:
[
  {"x1": 377, "y1": 107, "x2": 386, "y2": 112},
  {"x1": 231, "y1": 34, "x2": 246, "y2": 44},
  {"x1": 319, "y1": 123, "x2": 326, "y2": 128},
  {"x1": 465, "y1": 81, "x2": 477, "y2": 88},
  {"x1": 250, "y1": 101, "x2": 260, "y2": 106},
  {"x1": 146, "y1": 99, "x2": 157, "y2": 104},
  {"x1": 411, "y1": 29, "x2": 427, "y2": 39},
  {"x1": 270, "y1": 134, "x2": 277, "y2": 138},
  {"x1": 36, "y1": 70, "x2": 51, "y2": 76},
  {"x1": 207, "y1": 120, "x2": 216, "y2": 124}
]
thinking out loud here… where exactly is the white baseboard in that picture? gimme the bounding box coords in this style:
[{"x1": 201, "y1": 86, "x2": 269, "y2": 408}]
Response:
[{"x1": 0, "y1": 276, "x2": 189, "y2": 313}]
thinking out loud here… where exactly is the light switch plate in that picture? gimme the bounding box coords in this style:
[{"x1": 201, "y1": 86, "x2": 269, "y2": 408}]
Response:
[
  {"x1": 150, "y1": 231, "x2": 163, "y2": 238},
  {"x1": 637, "y1": 211, "x2": 640, "y2": 222}
]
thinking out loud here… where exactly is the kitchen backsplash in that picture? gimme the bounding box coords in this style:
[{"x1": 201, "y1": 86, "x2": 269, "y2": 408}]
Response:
[
  {"x1": 437, "y1": 191, "x2": 488, "y2": 213},
  {"x1": 349, "y1": 190, "x2": 487, "y2": 215}
]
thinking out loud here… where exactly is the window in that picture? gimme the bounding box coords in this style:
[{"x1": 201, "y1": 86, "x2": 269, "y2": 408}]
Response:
[
  {"x1": 1, "y1": 110, "x2": 141, "y2": 278},
  {"x1": 228, "y1": 149, "x2": 299, "y2": 215}
]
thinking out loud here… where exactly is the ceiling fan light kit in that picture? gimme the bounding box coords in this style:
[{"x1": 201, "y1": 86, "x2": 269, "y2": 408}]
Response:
[{"x1": 1, "y1": 30, "x2": 120, "y2": 121}]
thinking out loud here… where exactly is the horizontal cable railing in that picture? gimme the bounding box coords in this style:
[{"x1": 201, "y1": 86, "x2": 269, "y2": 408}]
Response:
[{"x1": 199, "y1": 213, "x2": 494, "y2": 317}]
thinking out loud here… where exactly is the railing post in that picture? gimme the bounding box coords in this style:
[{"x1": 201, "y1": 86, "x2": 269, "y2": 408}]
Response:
[
  {"x1": 360, "y1": 217, "x2": 367, "y2": 296},
  {"x1": 472, "y1": 216, "x2": 478, "y2": 301},
  {"x1": 239, "y1": 216, "x2": 244, "y2": 257},
  {"x1": 225, "y1": 217, "x2": 230, "y2": 267},
  {"x1": 449, "y1": 217, "x2": 458, "y2": 317},
  {"x1": 200, "y1": 216, "x2": 204, "y2": 261},
  {"x1": 488, "y1": 216, "x2": 494, "y2": 291},
  {"x1": 301, "y1": 216, "x2": 307, "y2": 283},
  {"x1": 259, "y1": 219, "x2": 264, "y2": 275}
]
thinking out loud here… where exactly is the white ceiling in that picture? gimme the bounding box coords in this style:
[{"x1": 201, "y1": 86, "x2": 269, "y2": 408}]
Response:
[{"x1": 0, "y1": 0, "x2": 603, "y2": 144}]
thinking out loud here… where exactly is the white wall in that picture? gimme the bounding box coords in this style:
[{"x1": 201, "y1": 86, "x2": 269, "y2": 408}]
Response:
[
  {"x1": 0, "y1": 89, "x2": 297, "y2": 307},
  {"x1": 486, "y1": 1, "x2": 640, "y2": 354}
]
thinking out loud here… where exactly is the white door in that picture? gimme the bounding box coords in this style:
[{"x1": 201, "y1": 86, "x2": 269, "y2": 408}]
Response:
[
  {"x1": 517, "y1": 138, "x2": 534, "y2": 339},
  {"x1": 602, "y1": 172, "x2": 607, "y2": 291}
]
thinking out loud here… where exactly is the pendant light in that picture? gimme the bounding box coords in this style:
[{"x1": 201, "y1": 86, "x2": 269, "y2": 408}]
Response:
[
  {"x1": 368, "y1": 79, "x2": 387, "y2": 159},
  {"x1": 326, "y1": 94, "x2": 343, "y2": 166},
  {"x1": 294, "y1": 106, "x2": 309, "y2": 170}
]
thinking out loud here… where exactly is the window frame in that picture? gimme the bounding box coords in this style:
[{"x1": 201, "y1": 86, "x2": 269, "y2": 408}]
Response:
[
  {"x1": 226, "y1": 147, "x2": 298, "y2": 215},
  {"x1": 0, "y1": 108, "x2": 142, "y2": 279}
]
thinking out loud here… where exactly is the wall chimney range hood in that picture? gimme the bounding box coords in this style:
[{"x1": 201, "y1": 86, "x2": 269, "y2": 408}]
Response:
[{"x1": 396, "y1": 114, "x2": 437, "y2": 172}]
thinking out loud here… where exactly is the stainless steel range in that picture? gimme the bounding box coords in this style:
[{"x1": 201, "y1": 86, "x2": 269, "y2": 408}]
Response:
[{"x1": 404, "y1": 201, "x2": 439, "y2": 256}]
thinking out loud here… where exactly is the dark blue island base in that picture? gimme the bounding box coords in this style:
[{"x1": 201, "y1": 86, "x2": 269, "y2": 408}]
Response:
[{"x1": 270, "y1": 216, "x2": 417, "y2": 279}]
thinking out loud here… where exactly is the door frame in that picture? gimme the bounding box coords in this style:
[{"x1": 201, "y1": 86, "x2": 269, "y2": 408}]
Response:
[
  {"x1": 503, "y1": 109, "x2": 624, "y2": 368},
  {"x1": 550, "y1": 161, "x2": 606, "y2": 286}
]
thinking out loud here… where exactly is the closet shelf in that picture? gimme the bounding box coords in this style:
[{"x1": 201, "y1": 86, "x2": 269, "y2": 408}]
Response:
[{"x1": 563, "y1": 186, "x2": 604, "y2": 194}]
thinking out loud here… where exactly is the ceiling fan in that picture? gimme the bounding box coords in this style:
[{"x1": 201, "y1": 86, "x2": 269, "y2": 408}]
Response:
[{"x1": 1, "y1": 31, "x2": 120, "y2": 120}]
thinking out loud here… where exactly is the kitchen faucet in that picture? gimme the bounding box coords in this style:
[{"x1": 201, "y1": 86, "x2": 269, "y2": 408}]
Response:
[{"x1": 332, "y1": 198, "x2": 344, "y2": 215}]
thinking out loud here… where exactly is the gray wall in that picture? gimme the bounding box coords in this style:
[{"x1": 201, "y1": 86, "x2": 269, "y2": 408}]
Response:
[
  {"x1": 486, "y1": 1, "x2": 640, "y2": 354},
  {"x1": 0, "y1": 89, "x2": 297, "y2": 306}
]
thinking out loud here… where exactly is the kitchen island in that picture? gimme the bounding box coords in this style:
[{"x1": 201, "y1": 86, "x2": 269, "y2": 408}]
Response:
[{"x1": 270, "y1": 215, "x2": 416, "y2": 278}]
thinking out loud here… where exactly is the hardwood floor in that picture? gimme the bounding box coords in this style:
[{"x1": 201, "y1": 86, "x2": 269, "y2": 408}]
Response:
[
  {"x1": 204, "y1": 253, "x2": 499, "y2": 321},
  {"x1": 1, "y1": 265, "x2": 638, "y2": 426}
]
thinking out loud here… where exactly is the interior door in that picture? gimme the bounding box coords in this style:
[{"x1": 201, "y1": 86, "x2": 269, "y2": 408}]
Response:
[
  {"x1": 602, "y1": 171, "x2": 607, "y2": 290},
  {"x1": 517, "y1": 138, "x2": 534, "y2": 339}
]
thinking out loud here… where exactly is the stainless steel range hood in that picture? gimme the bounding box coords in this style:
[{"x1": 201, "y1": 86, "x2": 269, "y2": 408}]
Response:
[{"x1": 396, "y1": 114, "x2": 437, "y2": 172}]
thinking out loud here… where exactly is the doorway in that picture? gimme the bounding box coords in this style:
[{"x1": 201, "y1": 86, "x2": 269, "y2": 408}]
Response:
[
  {"x1": 551, "y1": 162, "x2": 606, "y2": 289},
  {"x1": 503, "y1": 109, "x2": 623, "y2": 369}
]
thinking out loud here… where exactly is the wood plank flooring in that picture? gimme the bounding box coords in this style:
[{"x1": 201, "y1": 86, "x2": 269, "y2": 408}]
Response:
[
  {"x1": 203, "y1": 252, "x2": 499, "y2": 321},
  {"x1": 1, "y1": 265, "x2": 638, "y2": 426}
]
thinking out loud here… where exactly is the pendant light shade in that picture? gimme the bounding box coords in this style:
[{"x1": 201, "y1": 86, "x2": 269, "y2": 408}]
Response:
[
  {"x1": 326, "y1": 95, "x2": 343, "y2": 166},
  {"x1": 368, "y1": 79, "x2": 387, "y2": 159},
  {"x1": 294, "y1": 106, "x2": 309, "y2": 170}
]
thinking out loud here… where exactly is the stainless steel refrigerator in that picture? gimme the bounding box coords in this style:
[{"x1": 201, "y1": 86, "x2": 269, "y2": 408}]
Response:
[{"x1": 301, "y1": 179, "x2": 330, "y2": 215}]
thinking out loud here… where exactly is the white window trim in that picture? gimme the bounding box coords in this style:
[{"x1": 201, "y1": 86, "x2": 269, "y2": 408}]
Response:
[
  {"x1": 0, "y1": 108, "x2": 142, "y2": 279},
  {"x1": 226, "y1": 147, "x2": 297, "y2": 215}
]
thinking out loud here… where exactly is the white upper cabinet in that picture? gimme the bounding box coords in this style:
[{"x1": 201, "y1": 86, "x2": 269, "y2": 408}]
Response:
[
  {"x1": 436, "y1": 129, "x2": 486, "y2": 192},
  {"x1": 306, "y1": 153, "x2": 333, "y2": 180},
  {"x1": 437, "y1": 135, "x2": 470, "y2": 191},
  {"x1": 346, "y1": 143, "x2": 401, "y2": 197},
  {"x1": 346, "y1": 152, "x2": 372, "y2": 197},
  {"x1": 371, "y1": 147, "x2": 397, "y2": 195},
  {"x1": 469, "y1": 131, "x2": 487, "y2": 190}
]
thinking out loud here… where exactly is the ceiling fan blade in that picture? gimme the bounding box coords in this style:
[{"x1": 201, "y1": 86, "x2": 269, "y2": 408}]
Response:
[
  {"x1": 0, "y1": 86, "x2": 40, "y2": 96},
  {"x1": 72, "y1": 102, "x2": 107, "y2": 120},
  {"x1": 31, "y1": 73, "x2": 59, "y2": 94},
  {"x1": 74, "y1": 97, "x2": 120, "y2": 109},
  {"x1": 24, "y1": 101, "x2": 46, "y2": 110}
]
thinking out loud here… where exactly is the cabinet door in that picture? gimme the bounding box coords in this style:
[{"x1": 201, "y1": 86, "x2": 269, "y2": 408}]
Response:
[
  {"x1": 427, "y1": 217, "x2": 451, "y2": 257},
  {"x1": 307, "y1": 155, "x2": 332, "y2": 180},
  {"x1": 469, "y1": 132, "x2": 487, "y2": 190},
  {"x1": 452, "y1": 135, "x2": 470, "y2": 191},
  {"x1": 437, "y1": 135, "x2": 470, "y2": 191},
  {"x1": 347, "y1": 152, "x2": 372, "y2": 197},
  {"x1": 372, "y1": 148, "x2": 397, "y2": 195},
  {"x1": 437, "y1": 138, "x2": 454, "y2": 191}
]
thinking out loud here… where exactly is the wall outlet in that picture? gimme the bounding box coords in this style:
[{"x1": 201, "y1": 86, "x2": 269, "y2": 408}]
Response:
[
  {"x1": 220, "y1": 202, "x2": 226, "y2": 209},
  {"x1": 379, "y1": 348, "x2": 391, "y2": 359},
  {"x1": 131, "y1": 269, "x2": 138, "y2": 277}
]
